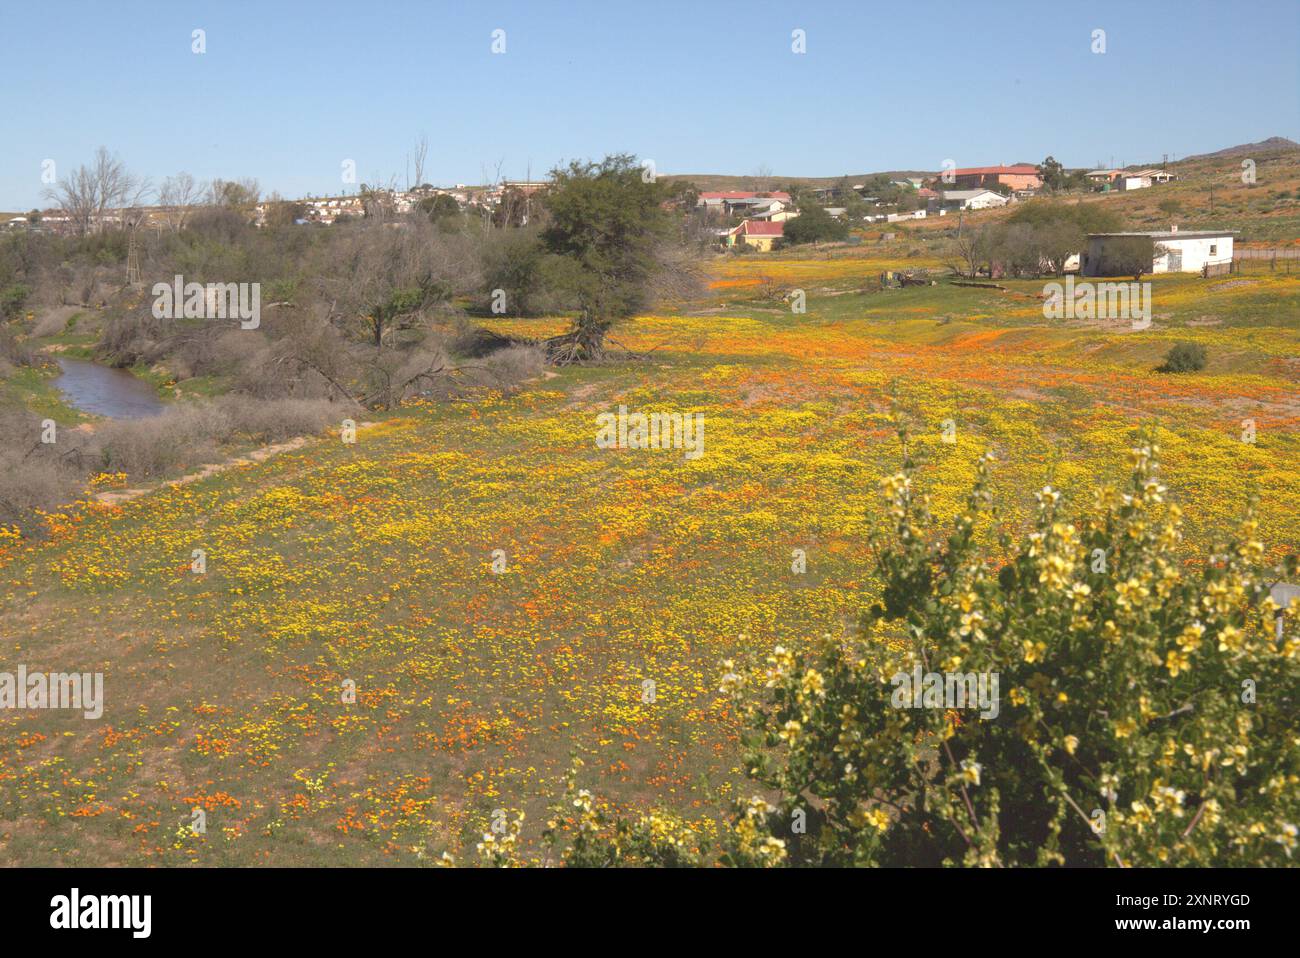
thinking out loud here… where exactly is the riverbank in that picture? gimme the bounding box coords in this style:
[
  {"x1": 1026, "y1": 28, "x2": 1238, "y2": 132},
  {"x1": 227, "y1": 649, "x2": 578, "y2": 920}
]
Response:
[
  {"x1": 0, "y1": 352, "x2": 85, "y2": 425},
  {"x1": 51, "y1": 355, "x2": 167, "y2": 419},
  {"x1": 0, "y1": 339, "x2": 353, "y2": 534}
]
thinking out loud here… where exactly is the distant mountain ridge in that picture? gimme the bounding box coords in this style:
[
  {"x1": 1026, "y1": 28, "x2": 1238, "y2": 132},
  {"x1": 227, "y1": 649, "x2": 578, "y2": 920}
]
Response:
[
  {"x1": 662, "y1": 139, "x2": 1299, "y2": 189},
  {"x1": 1179, "y1": 137, "x2": 1298, "y2": 161},
  {"x1": 660, "y1": 171, "x2": 935, "y2": 192}
]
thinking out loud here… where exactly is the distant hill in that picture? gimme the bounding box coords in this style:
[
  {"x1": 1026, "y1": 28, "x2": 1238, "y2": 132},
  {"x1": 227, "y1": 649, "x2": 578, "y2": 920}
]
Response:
[
  {"x1": 661, "y1": 139, "x2": 1300, "y2": 188},
  {"x1": 1182, "y1": 137, "x2": 1299, "y2": 161},
  {"x1": 660, "y1": 170, "x2": 935, "y2": 191}
]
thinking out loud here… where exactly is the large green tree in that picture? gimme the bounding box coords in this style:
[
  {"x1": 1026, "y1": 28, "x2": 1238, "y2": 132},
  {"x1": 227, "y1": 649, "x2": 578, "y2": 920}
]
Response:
[
  {"x1": 540, "y1": 154, "x2": 675, "y2": 363},
  {"x1": 784, "y1": 204, "x2": 850, "y2": 245},
  {"x1": 1038, "y1": 155, "x2": 1067, "y2": 192},
  {"x1": 1001, "y1": 201, "x2": 1124, "y2": 275}
]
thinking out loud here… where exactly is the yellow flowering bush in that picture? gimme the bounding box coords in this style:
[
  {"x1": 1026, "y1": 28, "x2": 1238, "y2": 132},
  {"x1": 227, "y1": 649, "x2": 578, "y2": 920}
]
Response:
[
  {"x1": 540, "y1": 761, "x2": 708, "y2": 867},
  {"x1": 724, "y1": 440, "x2": 1298, "y2": 866}
]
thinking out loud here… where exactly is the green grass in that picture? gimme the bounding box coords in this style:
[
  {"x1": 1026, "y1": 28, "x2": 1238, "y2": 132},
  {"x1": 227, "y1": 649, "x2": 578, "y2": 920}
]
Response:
[{"x1": 0, "y1": 360, "x2": 85, "y2": 424}]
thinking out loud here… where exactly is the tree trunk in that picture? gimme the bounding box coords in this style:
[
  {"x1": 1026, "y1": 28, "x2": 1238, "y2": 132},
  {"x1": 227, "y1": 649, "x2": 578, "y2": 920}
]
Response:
[{"x1": 544, "y1": 313, "x2": 611, "y2": 365}]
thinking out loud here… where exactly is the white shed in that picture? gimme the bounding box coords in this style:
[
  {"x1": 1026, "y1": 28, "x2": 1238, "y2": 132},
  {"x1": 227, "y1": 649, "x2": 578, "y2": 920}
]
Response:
[
  {"x1": 941, "y1": 189, "x2": 1008, "y2": 210},
  {"x1": 1080, "y1": 229, "x2": 1235, "y2": 276}
]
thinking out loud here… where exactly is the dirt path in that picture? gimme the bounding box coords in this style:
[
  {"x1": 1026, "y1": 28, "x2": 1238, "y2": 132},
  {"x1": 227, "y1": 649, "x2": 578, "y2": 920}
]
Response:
[{"x1": 93, "y1": 424, "x2": 379, "y2": 506}]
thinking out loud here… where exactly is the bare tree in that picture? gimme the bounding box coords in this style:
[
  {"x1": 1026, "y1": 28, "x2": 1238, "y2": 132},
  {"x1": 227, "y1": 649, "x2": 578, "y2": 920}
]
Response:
[
  {"x1": 478, "y1": 158, "x2": 506, "y2": 228},
  {"x1": 317, "y1": 218, "x2": 478, "y2": 350},
  {"x1": 157, "y1": 172, "x2": 204, "y2": 231},
  {"x1": 206, "y1": 177, "x2": 260, "y2": 209},
  {"x1": 412, "y1": 134, "x2": 429, "y2": 189},
  {"x1": 948, "y1": 226, "x2": 992, "y2": 278},
  {"x1": 43, "y1": 146, "x2": 151, "y2": 235}
]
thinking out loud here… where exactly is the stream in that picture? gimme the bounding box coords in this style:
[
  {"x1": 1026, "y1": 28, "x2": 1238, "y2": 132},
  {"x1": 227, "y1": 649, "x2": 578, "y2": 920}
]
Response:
[{"x1": 53, "y1": 357, "x2": 166, "y2": 419}]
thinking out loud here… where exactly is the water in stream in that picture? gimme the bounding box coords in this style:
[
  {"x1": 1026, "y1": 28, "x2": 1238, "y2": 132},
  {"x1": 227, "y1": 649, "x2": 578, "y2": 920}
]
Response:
[{"x1": 53, "y1": 357, "x2": 166, "y2": 419}]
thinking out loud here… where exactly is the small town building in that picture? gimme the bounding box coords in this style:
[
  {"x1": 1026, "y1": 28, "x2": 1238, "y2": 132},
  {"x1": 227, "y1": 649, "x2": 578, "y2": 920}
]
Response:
[
  {"x1": 941, "y1": 189, "x2": 1009, "y2": 211},
  {"x1": 1086, "y1": 170, "x2": 1122, "y2": 190},
  {"x1": 744, "y1": 199, "x2": 800, "y2": 223},
  {"x1": 1117, "y1": 169, "x2": 1176, "y2": 191},
  {"x1": 948, "y1": 164, "x2": 1042, "y2": 191},
  {"x1": 697, "y1": 191, "x2": 791, "y2": 216},
  {"x1": 727, "y1": 219, "x2": 784, "y2": 251},
  {"x1": 1080, "y1": 229, "x2": 1234, "y2": 276}
]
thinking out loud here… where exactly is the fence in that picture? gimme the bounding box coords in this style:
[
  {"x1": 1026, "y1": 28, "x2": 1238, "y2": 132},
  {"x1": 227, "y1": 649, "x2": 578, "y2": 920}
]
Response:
[
  {"x1": 1233, "y1": 248, "x2": 1300, "y2": 272},
  {"x1": 1234, "y1": 247, "x2": 1300, "y2": 259}
]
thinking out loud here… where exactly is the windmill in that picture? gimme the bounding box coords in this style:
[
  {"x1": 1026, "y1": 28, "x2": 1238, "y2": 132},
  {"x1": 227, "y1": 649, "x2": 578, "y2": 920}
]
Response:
[{"x1": 125, "y1": 212, "x2": 143, "y2": 287}]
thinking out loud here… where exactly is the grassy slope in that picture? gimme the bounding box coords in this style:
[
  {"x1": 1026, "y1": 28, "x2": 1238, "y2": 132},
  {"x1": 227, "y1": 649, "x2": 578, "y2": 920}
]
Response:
[
  {"x1": 902, "y1": 146, "x2": 1300, "y2": 244},
  {"x1": 0, "y1": 249, "x2": 1296, "y2": 866}
]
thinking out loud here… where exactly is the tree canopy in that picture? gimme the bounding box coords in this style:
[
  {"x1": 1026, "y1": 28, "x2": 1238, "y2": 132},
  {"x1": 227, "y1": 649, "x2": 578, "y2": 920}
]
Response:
[
  {"x1": 784, "y1": 204, "x2": 849, "y2": 246},
  {"x1": 540, "y1": 153, "x2": 675, "y2": 362}
]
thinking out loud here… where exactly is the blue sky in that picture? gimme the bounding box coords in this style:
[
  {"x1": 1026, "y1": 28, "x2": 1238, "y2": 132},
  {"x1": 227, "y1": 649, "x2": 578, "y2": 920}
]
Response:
[{"x1": 2, "y1": 0, "x2": 1297, "y2": 209}]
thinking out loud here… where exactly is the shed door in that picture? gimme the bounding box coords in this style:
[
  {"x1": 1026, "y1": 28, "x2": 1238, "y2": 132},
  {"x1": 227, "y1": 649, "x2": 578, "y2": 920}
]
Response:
[{"x1": 1167, "y1": 249, "x2": 1182, "y2": 272}]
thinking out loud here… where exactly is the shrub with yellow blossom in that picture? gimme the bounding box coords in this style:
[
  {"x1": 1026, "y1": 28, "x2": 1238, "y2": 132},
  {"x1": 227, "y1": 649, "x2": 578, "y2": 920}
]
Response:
[
  {"x1": 540, "y1": 760, "x2": 709, "y2": 867},
  {"x1": 722, "y1": 439, "x2": 1299, "y2": 866}
]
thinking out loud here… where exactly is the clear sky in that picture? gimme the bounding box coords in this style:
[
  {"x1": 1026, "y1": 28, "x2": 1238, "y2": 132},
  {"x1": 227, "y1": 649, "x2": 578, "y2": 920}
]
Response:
[{"x1": 2, "y1": 0, "x2": 1297, "y2": 210}]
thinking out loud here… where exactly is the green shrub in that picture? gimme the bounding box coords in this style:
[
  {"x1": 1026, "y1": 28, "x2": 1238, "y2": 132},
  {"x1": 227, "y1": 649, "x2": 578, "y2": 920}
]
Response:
[
  {"x1": 784, "y1": 205, "x2": 850, "y2": 245},
  {"x1": 536, "y1": 761, "x2": 707, "y2": 867},
  {"x1": 1158, "y1": 342, "x2": 1208, "y2": 373},
  {"x1": 718, "y1": 442, "x2": 1297, "y2": 866},
  {"x1": 534, "y1": 443, "x2": 1298, "y2": 868},
  {"x1": 0, "y1": 283, "x2": 31, "y2": 320}
]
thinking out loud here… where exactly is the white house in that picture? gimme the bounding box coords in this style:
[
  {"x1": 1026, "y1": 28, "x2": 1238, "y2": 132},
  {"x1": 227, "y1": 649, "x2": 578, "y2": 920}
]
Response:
[
  {"x1": 696, "y1": 191, "x2": 792, "y2": 216},
  {"x1": 1080, "y1": 229, "x2": 1235, "y2": 276},
  {"x1": 941, "y1": 189, "x2": 1008, "y2": 210},
  {"x1": 886, "y1": 209, "x2": 928, "y2": 222},
  {"x1": 746, "y1": 200, "x2": 800, "y2": 223},
  {"x1": 1117, "y1": 169, "x2": 1175, "y2": 191}
]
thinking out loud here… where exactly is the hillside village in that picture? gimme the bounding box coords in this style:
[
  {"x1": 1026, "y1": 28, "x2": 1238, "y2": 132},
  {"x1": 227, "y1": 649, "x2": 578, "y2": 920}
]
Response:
[
  {"x1": 10, "y1": 141, "x2": 1297, "y2": 283},
  {"x1": 699, "y1": 160, "x2": 1238, "y2": 272},
  {"x1": 0, "y1": 160, "x2": 1182, "y2": 234}
]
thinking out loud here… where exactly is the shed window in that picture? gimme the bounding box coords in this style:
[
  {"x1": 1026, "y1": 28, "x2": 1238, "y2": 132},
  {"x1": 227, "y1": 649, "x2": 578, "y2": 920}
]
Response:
[{"x1": 1209, "y1": 244, "x2": 1217, "y2": 255}]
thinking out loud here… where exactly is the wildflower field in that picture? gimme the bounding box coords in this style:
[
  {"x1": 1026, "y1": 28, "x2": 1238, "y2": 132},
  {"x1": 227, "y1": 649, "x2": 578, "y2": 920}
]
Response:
[{"x1": 1, "y1": 251, "x2": 1296, "y2": 865}]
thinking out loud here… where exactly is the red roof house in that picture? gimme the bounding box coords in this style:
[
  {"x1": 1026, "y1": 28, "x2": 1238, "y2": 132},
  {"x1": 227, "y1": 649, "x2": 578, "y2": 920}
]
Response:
[
  {"x1": 946, "y1": 164, "x2": 1042, "y2": 191},
  {"x1": 726, "y1": 218, "x2": 784, "y2": 250}
]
